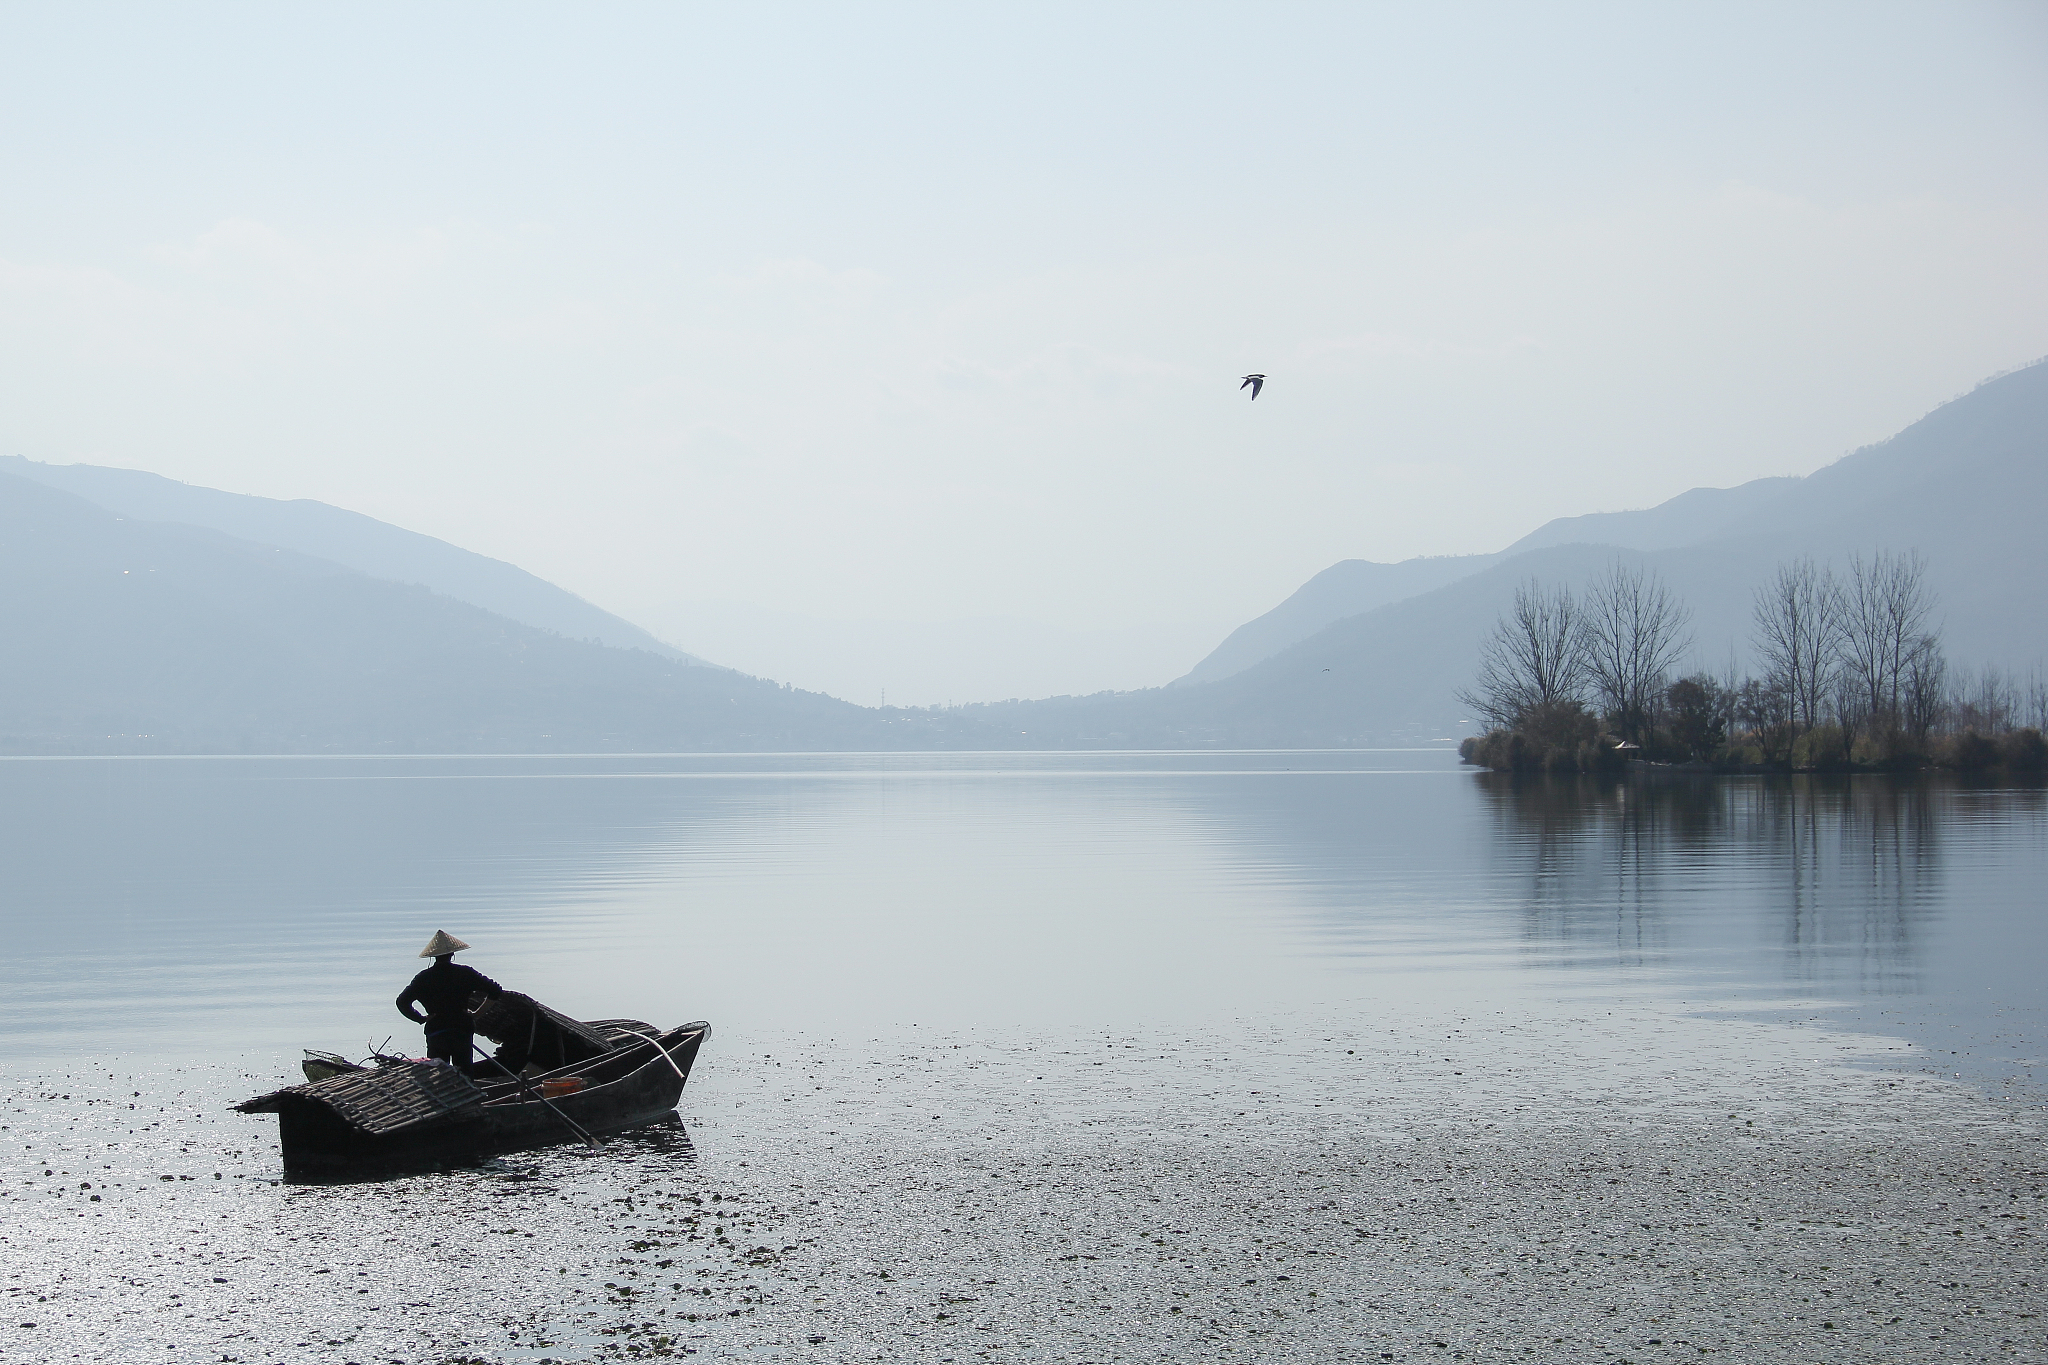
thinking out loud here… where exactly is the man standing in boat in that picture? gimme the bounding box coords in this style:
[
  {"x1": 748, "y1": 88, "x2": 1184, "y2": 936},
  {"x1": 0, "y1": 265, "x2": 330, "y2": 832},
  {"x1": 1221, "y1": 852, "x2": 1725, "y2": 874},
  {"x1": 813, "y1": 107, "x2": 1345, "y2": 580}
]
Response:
[{"x1": 395, "y1": 931, "x2": 504, "y2": 1075}]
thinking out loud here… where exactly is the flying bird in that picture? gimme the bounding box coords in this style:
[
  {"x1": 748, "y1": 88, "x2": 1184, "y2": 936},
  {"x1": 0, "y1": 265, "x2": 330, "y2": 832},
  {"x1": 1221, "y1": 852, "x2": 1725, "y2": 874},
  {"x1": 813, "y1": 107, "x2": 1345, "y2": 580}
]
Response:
[{"x1": 1240, "y1": 373, "x2": 1265, "y2": 400}]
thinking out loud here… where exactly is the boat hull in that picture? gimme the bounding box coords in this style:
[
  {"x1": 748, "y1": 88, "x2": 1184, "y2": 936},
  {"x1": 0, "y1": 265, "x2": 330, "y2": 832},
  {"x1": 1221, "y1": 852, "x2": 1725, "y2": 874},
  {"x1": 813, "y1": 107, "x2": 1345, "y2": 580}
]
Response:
[{"x1": 266, "y1": 1022, "x2": 709, "y2": 1179}]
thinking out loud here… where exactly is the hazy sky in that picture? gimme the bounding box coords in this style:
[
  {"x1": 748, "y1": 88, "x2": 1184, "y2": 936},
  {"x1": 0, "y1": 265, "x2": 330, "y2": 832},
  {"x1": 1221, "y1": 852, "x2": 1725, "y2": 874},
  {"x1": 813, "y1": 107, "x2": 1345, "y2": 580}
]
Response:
[{"x1": 3, "y1": 3, "x2": 2045, "y2": 703}]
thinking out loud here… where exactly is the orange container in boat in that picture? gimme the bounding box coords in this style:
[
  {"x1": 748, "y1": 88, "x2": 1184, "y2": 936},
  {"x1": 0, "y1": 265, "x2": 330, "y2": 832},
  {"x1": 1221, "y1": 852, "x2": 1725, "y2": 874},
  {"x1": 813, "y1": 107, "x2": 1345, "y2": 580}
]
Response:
[{"x1": 540, "y1": 1077, "x2": 586, "y2": 1098}]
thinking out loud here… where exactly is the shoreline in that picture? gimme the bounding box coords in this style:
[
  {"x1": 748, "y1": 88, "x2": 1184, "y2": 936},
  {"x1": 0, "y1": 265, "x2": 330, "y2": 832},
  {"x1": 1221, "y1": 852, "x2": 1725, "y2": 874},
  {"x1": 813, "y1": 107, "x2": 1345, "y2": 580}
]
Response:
[{"x1": 1462, "y1": 757, "x2": 2048, "y2": 780}]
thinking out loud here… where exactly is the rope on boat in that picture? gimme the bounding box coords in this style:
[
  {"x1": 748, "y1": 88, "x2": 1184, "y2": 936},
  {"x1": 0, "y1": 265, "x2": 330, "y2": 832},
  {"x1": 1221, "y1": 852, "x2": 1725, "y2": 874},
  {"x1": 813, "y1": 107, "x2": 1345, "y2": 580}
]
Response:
[{"x1": 616, "y1": 1027, "x2": 689, "y2": 1082}]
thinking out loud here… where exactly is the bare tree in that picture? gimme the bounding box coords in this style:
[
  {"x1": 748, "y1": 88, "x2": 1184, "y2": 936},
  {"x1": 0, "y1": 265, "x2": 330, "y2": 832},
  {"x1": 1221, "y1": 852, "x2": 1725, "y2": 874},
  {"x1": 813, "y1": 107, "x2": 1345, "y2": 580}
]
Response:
[
  {"x1": 1902, "y1": 638, "x2": 1947, "y2": 743},
  {"x1": 1750, "y1": 556, "x2": 1844, "y2": 740},
  {"x1": 1457, "y1": 579, "x2": 1587, "y2": 731},
  {"x1": 1828, "y1": 668, "x2": 1868, "y2": 765},
  {"x1": 1947, "y1": 663, "x2": 2017, "y2": 734},
  {"x1": 1988, "y1": 665, "x2": 2019, "y2": 731},
  {"x1": 1841, "y1": 549, "x2": 1939, "y2": 749},
  {"x1": 1580, "y1": 560, "x2": 1692, "y2": 744},
  {"x1": 1736, "y1": 674, "x2": 1794, "y2": 765}
]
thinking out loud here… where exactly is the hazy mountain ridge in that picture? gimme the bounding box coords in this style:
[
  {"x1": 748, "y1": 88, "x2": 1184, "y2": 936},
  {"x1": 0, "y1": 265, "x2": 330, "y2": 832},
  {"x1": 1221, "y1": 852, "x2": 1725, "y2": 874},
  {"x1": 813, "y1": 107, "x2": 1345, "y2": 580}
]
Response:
[
  {"x1": 1161, "y1": 358, "x2": 2048, "y2": 707},
  {"x1": 0, "y1": 456, "x2": 714, "y2": 667},
  {"x1": 970, "y1": 358, "x2": 2048, "y2": 745},
  {"x1": 1501, "y1": 478, "x2": 1804, "y2": 557},
  {"x1": 7, "y1": 360, "x2": 2041, "y2": 752},
  {"x1": 0, "y1": 472, "x2": 917, "y2": 752},
  {"x1": 1504, "y1": 358, "x2": 2048, "y2": 555},
  {"x1": 1173, "y1": 554, "x2": 1499, "y2": 687}
]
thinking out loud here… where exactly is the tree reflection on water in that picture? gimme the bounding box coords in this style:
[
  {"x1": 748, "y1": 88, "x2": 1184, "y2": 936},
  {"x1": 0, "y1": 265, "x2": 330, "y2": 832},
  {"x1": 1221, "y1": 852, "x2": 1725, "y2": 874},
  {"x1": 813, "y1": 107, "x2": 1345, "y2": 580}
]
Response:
[{"x1": 1471, "y1": 771, "x2": 2042, "y2": 997}]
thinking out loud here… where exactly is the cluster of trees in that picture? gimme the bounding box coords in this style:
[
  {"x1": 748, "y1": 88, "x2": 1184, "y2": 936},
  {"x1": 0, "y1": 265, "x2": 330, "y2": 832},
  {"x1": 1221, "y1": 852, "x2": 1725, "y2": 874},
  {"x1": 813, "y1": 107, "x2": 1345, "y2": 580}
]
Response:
[
  {"x1": 1456, "y1": 560, "x2": 1695, "y2": 771},
  {"x1": 1458, "y1": 551, "x2": 2048, "y2": 773}
]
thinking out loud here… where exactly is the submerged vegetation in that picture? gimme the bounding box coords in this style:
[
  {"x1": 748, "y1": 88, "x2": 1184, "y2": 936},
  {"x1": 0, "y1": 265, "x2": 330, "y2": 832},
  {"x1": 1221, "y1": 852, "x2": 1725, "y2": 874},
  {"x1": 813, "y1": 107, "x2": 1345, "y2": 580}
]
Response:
[{"x1": 1458, "y1": 551, "x2": 2048, "y2": 774}]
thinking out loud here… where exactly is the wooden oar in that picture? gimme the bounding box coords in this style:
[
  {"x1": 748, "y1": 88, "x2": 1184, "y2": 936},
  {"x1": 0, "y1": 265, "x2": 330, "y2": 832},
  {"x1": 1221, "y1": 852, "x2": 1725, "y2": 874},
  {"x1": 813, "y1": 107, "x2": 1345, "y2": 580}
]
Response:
[{"x1": 471, "y1": 1043, "x2": 599, "y2": 1149}]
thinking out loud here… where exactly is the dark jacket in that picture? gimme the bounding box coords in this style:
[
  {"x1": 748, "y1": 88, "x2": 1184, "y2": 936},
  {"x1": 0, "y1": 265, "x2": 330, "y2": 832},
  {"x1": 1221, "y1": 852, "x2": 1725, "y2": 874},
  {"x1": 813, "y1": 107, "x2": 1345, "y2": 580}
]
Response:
[{"x1": 396, "y1": 960, "x2": 504, "y2": 1026}]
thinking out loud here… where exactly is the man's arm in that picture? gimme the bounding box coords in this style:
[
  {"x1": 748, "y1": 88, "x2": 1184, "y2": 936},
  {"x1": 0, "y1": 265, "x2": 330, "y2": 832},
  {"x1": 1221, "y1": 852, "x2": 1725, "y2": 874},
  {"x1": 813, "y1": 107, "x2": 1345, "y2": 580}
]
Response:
[{"x1": 395, "y1": 979, "x2": 427, "y2": 1024}]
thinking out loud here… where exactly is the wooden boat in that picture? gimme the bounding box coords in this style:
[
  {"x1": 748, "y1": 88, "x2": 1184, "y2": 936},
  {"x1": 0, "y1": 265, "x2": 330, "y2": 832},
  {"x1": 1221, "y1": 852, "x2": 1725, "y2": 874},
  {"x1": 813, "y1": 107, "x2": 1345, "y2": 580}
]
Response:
[{"x1": 235, "y1": 1018, "x2": 710, "y2": 1179}]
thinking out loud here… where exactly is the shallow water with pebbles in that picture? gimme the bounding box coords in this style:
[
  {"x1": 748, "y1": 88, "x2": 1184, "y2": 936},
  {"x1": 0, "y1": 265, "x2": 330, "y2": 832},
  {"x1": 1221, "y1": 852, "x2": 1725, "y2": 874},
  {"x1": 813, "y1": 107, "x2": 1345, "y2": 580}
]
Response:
[{"x1": 4, "y1": 999, "x2": 2040, "y2": 1364}]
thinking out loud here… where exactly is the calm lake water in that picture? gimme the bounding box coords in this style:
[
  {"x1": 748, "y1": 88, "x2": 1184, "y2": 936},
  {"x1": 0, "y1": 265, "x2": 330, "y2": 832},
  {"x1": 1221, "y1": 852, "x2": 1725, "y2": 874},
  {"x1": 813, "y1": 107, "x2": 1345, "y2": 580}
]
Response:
[{"x1": 1, "y1": 749, "x2": 2041, "y2": 1097}]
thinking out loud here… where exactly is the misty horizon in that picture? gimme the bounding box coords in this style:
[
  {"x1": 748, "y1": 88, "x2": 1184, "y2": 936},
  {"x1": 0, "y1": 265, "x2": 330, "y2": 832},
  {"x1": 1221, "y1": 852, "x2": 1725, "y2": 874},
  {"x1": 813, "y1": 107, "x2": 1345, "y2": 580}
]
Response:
[{"x1": 10, "y1": 350, "x2": 2045, "y2": 718}]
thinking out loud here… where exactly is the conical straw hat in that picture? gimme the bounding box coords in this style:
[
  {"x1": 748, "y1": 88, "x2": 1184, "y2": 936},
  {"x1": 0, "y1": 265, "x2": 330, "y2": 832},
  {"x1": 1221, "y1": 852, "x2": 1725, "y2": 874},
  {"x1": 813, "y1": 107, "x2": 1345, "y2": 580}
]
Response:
[{"x1": 418, "y1": 930, "x2": 471, "y2": 958}]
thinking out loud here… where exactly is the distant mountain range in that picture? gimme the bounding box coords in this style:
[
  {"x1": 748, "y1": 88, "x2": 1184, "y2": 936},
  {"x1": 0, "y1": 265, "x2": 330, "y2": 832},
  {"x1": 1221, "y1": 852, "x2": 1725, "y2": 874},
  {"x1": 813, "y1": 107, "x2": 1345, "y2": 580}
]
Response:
[
  {"x1": 5, "y1": 358, "x2": 2041, "y2": 751},
  {"x1": 990, "y1": 357, "x2": 2048, "y2": 744},
  {"x1": 0, "y1": 471, "x2": 902, "y2": 752},
  {"x1": 1174, "y1": 554, "x2": 1500, "y2": 688},
  {"x1": 0, "y1": 456, "x2": 712, "y2": 665},
  {"x1": 1173, "y1": 359, "x2": 2046, "y2": 695}
]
